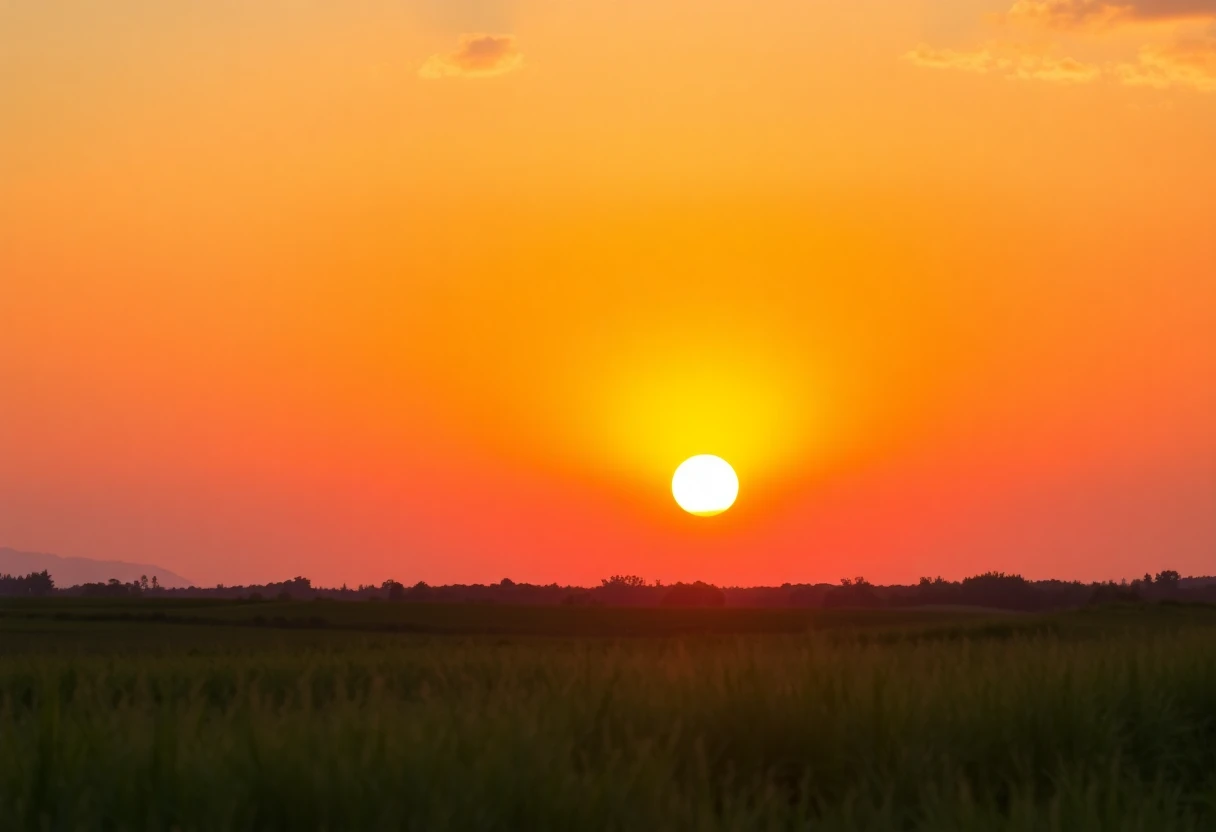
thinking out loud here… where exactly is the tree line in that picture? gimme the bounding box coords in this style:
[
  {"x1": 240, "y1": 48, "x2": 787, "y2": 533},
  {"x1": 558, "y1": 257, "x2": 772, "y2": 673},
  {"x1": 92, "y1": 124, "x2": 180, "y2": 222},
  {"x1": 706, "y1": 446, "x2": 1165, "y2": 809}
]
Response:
[{"x1": 1, "y1": 569, "x2": 1212, "y2": 610}]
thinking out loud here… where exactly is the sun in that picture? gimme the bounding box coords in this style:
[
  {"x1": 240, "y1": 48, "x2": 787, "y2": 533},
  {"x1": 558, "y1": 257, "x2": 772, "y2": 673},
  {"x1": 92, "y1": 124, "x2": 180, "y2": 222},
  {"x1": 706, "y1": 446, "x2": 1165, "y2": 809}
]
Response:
[{"x1": 672, "y1": 455, "x2": 739, "y2": 516}]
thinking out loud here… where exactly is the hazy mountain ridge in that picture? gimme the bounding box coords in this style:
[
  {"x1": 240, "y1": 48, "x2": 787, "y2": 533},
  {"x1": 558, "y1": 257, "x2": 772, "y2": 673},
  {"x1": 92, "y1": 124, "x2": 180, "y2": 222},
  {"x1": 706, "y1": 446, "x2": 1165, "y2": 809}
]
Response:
[{"x1": 0, "y1": 548, "x2": 192, "y2": 589}]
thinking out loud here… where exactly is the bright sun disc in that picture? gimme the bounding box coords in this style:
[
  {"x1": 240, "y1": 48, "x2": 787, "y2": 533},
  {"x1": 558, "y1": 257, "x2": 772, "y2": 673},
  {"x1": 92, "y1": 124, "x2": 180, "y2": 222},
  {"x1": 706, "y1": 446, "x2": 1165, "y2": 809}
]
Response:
[{"x1": 672, "y1": 455, "x2": 739, "y2": 516}]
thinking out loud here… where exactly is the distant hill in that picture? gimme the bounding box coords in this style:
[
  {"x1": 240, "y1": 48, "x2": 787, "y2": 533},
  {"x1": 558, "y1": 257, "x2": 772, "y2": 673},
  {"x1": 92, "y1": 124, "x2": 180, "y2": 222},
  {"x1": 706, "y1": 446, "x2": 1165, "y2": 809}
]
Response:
[{"x1": 0, "y1": 548, "x2": 192, "y2": 589}]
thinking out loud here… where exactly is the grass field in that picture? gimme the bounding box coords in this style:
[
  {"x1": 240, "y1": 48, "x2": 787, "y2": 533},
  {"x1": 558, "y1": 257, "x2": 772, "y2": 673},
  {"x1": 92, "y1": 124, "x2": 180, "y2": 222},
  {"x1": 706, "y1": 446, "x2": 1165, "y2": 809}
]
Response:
[{"x1": 3, "y1": 600, "x2": 1216, "y2": 830}]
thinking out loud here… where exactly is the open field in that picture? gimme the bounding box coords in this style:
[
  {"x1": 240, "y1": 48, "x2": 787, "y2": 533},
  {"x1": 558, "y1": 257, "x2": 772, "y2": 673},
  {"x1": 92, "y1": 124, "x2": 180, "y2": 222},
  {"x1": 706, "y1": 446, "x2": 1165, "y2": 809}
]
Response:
[
  {"x1": 3, "y1": 601, "x2": 1216, "y2": 830},
  {"x1": 0, "y1": 597, "x2": 1028, "y2": 640}
]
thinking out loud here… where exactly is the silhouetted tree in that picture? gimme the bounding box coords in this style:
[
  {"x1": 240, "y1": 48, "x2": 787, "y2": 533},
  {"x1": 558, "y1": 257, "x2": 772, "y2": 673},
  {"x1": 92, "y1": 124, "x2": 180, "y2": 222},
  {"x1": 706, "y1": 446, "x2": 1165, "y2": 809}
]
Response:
[
  {"x1": 824, "y1": 576, "x2": 881, "y2": 608},
  {"x1": 595, "y1": 575, "x2": 658, "y2": 606},
  {"x1": 788, "y1": 584, "x2": 832, "y2": 607},
  {"x1": 660, "y1": 581, "x2": 726, "y2": 607},
  {"x1": 1089, "y1": 581, "x2": 1142, "y2": 605},
  {"x1": 1155, "y1": 570, "x2": 1181, "y2": 589},
  {"x1": 957, "y1": 572, "x2": 1038, "y2": 609},
  {"x1": 78, "y1": 577, "x2": 142, "y2": 597},
  {"x1": 0, "y1": 570, "x2": 55, "y2": 597},
  {"x1": 601, "y1": 575, "x2": 647, "y2": 588}
]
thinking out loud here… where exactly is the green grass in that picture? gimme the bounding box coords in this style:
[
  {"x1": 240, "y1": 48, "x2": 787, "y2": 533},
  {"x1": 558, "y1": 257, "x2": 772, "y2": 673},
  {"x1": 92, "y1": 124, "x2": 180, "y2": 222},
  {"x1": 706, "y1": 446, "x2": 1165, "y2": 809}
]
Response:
[{"x1": 2, "y1": 601, "x2": 1216, "y2": 830}]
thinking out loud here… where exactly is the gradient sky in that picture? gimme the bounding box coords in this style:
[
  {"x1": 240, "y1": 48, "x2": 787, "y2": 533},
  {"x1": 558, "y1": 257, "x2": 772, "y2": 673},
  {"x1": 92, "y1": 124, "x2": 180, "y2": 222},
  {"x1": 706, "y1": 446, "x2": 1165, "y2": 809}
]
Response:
[{"x1": 2, "y1": 0, "x2": 1214, "y2": 587}]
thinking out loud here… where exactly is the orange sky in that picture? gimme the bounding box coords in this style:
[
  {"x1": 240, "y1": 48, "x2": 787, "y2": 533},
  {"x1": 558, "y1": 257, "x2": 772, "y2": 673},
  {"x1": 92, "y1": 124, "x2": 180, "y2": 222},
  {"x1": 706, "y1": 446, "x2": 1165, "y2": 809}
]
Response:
[{"x1": 2, "y1": 0, "x2": 1214, "y2": 586}]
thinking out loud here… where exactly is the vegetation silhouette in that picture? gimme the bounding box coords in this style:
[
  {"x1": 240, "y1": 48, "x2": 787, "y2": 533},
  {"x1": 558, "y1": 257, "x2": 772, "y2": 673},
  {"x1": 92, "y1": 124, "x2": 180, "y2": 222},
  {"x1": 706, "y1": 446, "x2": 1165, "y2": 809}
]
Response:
[
  {"x1": 660, "y1": 581, "x2": 727, "y2": 608},
  {"x1": 0, "y1": 570, "x2": 53, "y2": 597},
  {"x1": 2, "y1": 568, "x2": 1214, "y2": 610}
]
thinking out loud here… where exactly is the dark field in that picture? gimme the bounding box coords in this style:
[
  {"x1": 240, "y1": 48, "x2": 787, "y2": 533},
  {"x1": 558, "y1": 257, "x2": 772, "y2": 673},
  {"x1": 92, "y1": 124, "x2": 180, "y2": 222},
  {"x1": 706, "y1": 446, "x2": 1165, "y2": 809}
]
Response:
[{"x1": 3, "y1": 600, "x2": 1216, "y2": 830}]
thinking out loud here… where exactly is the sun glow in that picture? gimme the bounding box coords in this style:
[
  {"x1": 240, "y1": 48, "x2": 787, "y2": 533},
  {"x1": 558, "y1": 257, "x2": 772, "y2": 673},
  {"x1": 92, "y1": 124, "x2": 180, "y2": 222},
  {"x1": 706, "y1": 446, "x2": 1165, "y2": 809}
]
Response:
[{"x1": 672, "y1": 455, "x2": 739, "y2": 517}]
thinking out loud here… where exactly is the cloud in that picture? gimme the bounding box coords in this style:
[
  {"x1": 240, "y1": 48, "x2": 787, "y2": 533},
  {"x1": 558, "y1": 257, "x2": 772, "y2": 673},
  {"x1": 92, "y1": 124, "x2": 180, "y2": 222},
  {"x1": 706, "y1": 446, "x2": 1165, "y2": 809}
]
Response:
[
  {"x1": 1006, "y1": 0, "x2": 1216, "y2": 29},
  {"x1": 905, "y1": 44, "x2": 1009, "y2": 73},
  {"x1": 1015, "y1": 54, "x2": 1105, "y2": 81},
  {"x1": 1116, "y1": 33, "x2": 1216, "y2": 88},
  {"x1": 905, "y1": 43, "x2": 1101, "y2": 83},
  {"x1": 419, "y1": 34, "x2": 523, "y2": 79},
  {"x1": 909, "y1": 0, "x2": 1216, "y2": 91}
]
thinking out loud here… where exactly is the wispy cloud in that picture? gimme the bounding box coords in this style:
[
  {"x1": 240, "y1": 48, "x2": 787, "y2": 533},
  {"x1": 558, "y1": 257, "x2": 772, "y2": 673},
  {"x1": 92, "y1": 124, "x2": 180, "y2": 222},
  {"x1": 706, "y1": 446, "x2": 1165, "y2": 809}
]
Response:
[
  {"x1": 905, "y1": 43, "x2": 1101, "y2": 83},
  {"x1": 1116, "y1": 33, "x2": 1216, "y2": 89},
  {"x1": 419, "y1": 34, "x2": 523, "y2": 80},
  {"x1": 905, "y1": 44, "x2": 1007, "y2": 74},
  {"x1": 909, "y1": 0, "x2": 1216, "y2": 93},
  {"x1": 1006, "y1": 0, "x2": 1216, "y2": 29},
  {"x1": 1015, "y1": 54, "x2": 1105, "y2": 81}
]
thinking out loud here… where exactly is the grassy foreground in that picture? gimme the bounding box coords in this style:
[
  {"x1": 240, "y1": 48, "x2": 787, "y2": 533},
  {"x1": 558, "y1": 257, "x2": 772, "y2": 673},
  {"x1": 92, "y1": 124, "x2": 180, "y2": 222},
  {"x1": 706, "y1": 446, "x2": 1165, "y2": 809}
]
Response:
[{"x1": 2, "y1": 603, "x2": 1216, "y2": 830}]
